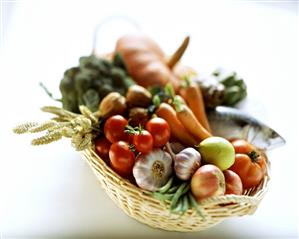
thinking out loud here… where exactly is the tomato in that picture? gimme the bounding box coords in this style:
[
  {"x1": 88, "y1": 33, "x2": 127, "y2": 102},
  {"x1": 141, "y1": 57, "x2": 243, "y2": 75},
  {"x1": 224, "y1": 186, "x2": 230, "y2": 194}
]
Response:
[
  {"x1": 133, "y1": 130, "x2": 153, "y2": 154},
  {"x1": 230, "y1": 138, "x2": 255, "y2": 154},
  {"x1": 146, "y1": 117, "x2": 170, "y2": 147},
  {"x1": 104, "y1": 115, "x2": 128, "y2": 143},
  {"x1": 229, "y1": 139, "x2": 267, "y2": 189},
  {"x1": 94, "y1": 137, "x2": 111, "y2": 162},
  {"x1": 109, "y1": 141, "x2": 135, "y2": 177}
]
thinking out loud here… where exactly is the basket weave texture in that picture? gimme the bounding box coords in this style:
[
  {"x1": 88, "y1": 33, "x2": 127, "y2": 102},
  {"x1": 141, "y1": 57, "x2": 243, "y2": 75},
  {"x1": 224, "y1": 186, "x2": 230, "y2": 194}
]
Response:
[{"x1": 81, "y1": 148, "x2": 269, "y2": 232}]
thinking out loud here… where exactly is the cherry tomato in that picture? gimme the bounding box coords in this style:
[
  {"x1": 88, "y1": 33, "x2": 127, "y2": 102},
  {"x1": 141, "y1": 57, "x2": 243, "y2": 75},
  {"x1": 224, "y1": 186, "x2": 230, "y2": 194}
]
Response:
[
  {"x1": 229, "y1": 139, "x2": 267, "y2": 189},
  {"x1": 133, "y1": 130, "x2": 153, "y2": 154},
  {"x1": 109, "y1": 141, "x2": 135, "y2": 177},
  {"x1": 104, "y1": 115, "x2": 128, "y2": 143},
  {"x1": 146, "y1": 117, "x2": 170, "y2": 147},
  {"x1": 94, "y1": 137, "x2": 111, "y2": 162}
]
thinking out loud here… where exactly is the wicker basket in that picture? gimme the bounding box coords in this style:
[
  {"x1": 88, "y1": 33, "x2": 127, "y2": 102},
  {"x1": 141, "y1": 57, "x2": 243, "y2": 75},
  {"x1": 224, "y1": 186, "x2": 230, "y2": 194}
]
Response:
[{"x1": 81, "y1": 147, "x2": 270, "y2": 232}]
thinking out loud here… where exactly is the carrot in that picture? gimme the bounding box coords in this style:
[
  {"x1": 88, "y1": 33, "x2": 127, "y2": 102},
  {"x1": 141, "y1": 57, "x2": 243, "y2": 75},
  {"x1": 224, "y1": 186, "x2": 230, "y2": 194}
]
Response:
[
  {"x1": 176, "y1": 104, "x2": 212, "y2": 142},
  {"x1": 174, "y1": 95, "x2": 186, "y2": 105},
  {"x1": 156, "y1": 103, "x2": 197, "y2": 146},
  {"x1": 179, "y1": 83, "x2": 211, "y2": 132}
]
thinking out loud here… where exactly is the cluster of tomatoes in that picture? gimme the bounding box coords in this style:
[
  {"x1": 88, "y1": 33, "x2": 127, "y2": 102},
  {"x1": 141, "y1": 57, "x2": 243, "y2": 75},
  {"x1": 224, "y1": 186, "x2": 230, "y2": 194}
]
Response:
[{"x1": 94, "y1": 115, "x2": 171, "y2": 177}]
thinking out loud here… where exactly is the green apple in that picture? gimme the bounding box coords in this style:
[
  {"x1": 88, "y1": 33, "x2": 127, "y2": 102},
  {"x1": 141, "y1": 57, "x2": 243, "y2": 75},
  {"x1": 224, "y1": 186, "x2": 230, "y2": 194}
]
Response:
[{"x1": 198, "y1": 137, "x2": 235, "y2": 170}]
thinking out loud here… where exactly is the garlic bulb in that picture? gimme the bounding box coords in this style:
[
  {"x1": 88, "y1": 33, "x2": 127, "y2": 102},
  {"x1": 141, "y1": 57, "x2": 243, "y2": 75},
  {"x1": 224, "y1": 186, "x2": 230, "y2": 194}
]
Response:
[
  {"x1": 133, "y1": 149, "x2": 172, "y2": 191},
  {"x1": 174, "y1": 148, "x2": 201, "y2": 180}
]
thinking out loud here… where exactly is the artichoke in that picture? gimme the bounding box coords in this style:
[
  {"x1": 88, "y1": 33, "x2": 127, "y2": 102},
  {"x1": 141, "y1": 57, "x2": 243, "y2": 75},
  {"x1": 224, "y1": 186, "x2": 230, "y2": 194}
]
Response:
[
  {"x1": 59, "y1": 54, "x2": 134, "y2": 113},
  {"x1": 193, "y1": 69, "x2": 247, "y2": 108}
]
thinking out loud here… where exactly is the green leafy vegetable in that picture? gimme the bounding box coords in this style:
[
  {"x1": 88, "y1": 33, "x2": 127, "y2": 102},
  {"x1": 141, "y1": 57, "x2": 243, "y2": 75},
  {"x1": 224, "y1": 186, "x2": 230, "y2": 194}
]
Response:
[
  {"x1": 59, "y1": 54, "x2": 134, "y2": 113},
  {"x1": 218, "y1": 71, "x2": 247, "y2": 106},
  {"x1": 194, "y1": 69, "x2": 247, "y2": 108}
]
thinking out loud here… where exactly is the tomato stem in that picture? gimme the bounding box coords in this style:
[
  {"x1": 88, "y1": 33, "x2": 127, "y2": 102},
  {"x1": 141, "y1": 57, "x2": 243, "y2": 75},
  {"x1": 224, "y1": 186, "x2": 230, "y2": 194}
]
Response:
[
  {"x1": 248, "y1": 151, "x2": 260, "y2": 162},
  {"x1": 128, "y1": 143, "x2": 136, "y2": 152},
  {"x1": 124, "y1": 125, "x2": 144, "y2": 135}
]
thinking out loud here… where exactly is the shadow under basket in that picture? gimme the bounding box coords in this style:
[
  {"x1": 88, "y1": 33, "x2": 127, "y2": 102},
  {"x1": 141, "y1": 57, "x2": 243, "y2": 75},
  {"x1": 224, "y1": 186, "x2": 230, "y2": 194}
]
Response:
[{"x1": 81, "y1": 148, "x2": 270, "y2": 232}]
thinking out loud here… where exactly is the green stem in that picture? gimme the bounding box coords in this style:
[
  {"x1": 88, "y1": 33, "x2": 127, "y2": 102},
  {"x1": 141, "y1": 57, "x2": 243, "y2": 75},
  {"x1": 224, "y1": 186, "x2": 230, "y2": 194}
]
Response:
[{"x1": 39, "y1": 82, "x2": 62, "y2": 102}]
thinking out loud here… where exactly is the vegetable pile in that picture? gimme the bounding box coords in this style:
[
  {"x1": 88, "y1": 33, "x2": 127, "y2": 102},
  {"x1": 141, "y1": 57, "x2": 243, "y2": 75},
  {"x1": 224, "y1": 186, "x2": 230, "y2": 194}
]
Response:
[{"x1": 14, "y1": 33, "x2": 268, "y2": 217}]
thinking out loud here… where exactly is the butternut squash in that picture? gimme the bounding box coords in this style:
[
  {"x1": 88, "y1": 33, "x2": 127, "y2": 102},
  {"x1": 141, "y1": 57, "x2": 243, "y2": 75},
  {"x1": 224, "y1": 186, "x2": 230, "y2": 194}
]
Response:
[{"x1": 115, "y1": 34, "x2": 189, "y2": 92}]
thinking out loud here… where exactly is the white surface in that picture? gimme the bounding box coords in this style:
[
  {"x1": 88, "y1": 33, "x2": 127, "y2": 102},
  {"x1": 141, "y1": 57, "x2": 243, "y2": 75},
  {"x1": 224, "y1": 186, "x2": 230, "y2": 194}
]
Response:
[{"x1": 0, "y1": 0, "x2": 298, "y2": 238}]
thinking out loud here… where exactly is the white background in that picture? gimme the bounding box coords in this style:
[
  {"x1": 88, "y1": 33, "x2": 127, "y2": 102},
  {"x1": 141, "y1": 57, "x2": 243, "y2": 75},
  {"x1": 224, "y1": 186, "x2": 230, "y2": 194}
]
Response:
[{"x1": 0, "y1": 0, "x2": 298, "y2": 238}]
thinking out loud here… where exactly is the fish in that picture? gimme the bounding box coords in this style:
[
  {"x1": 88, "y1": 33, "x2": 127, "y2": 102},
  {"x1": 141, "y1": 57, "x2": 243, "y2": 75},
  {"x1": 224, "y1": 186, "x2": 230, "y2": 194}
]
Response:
[{"x1": 207, "y1": 106, "x2": 286, "y2": 151}]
